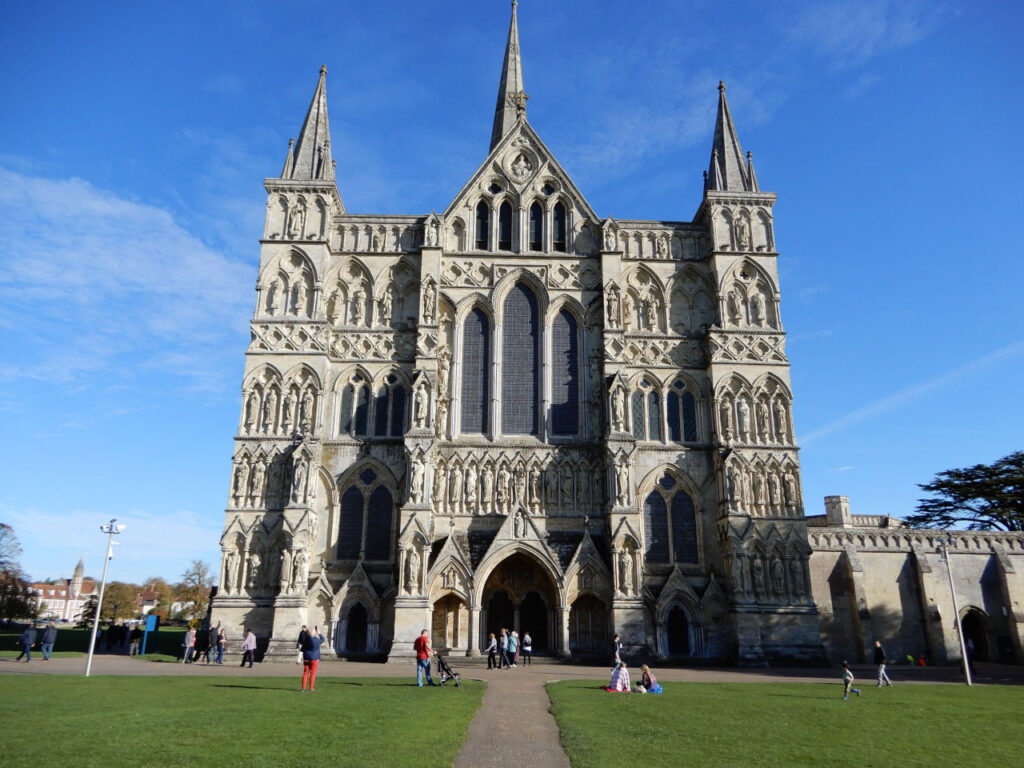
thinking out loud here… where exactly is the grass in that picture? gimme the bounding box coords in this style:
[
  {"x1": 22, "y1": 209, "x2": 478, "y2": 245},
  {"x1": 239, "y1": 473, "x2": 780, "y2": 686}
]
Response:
[
  {"x1": 0, "y1": 675, "x2": 484, "y2": 768},
  {"x1": 546, "y1": 680, "x2": 1024, "y2": 768},
  {"x1": 0, "y1": 625, "x2": 186, "y2": 658}
]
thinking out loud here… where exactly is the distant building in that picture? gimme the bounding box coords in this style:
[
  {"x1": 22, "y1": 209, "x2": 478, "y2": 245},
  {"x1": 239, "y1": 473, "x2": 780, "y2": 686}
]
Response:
[{"x1": 30, "y1": 558, "x2": 95, "y2": 623}]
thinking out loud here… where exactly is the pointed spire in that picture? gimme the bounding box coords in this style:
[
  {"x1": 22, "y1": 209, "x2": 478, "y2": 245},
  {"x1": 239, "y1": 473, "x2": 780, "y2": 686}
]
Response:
[
  {"x1": 706, "y1": 81, "x2": 753, "y2": 192},
  {"x1": 281, "y1": 137, "x2": 295, "y2": 177},
  {"x1": 746, "y1": 151, "x2": 759, "y2": 192},
  {"x1": 286, "y1": 65, "x2": 334, "y2": 181},
  {"x1": 490, "y1": 1, "x2": 528, "y2": 151},
  {"x1": 73, "y1": 557, "x2": 84, "y2": 578}
]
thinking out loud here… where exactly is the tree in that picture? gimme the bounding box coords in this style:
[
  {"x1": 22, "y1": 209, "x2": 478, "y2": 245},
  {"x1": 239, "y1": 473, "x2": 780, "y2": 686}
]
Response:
[
  {"x1": 0, "y1": 569, "x2": 37, "y2": 621},
  {"x1": 176, "y1": 560, "x2": 213, "y2": 620},
  {"x1": 143, "y1": 577, "x2": 176, "y2": 620},
  {"x1": 77, "y1": 594, "x2": 99, "y2": 629},
  {"x1": 907, "y1": 450, "x2": 1024, "y2": 531},
  {"x1": 103, "y1": 582, "x2": 141, "y2": 620},
  {"x1": 0, "y1": 523, "x2": 22, "y2": 573}
]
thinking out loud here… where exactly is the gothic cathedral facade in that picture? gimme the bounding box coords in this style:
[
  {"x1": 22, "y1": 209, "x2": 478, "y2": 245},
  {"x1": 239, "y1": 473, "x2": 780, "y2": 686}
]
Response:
[{"x1": 211, "y1": 5, "x2": 825, "y2": 664}]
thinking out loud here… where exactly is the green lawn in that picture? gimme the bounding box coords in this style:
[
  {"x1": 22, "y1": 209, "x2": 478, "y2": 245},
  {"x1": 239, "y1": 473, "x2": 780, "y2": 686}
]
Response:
[
  {"x1": 0, "y1": 675, "x2": 484, "y2": 768},
  {"x1": 547, "y1": 680, "x2": 1024, "y2": 768},
  {"x1": 0, "y1": 626, "x2": 186, "y2": 658}
]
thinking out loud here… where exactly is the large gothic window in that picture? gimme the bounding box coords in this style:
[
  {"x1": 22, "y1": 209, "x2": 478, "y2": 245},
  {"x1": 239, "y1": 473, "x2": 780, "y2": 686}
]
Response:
[
  {"x1": 336, "y1": 468, "x2": 394, "y2": 561},
  {"x1": 502, "y1": 284, "x2": 539, "y2": 435},
  {"x1": 550, "y1": 309, "x2": 579, "y2": 435},
  {"x1": 461, "y1": 307, "x2": 490, "y2": 434},
  {"x1": 667, "y1": 380, "x2": 698, "y2": 443},
  {"x1": 475, "y1": 201, "x2": 490, "y2": 250},
  {"x1": 643, "y1": 473, "x2": 699, "y2": 565},
  {"x1": 552, "y1": 202, "x2": 567, "y2": 252},
  {"x1": 631, "y1": 380, "x2": 660, "y2": 441},
  {"x1": 498, "y1": 201, "x2": 513, "y2": 251},
  {"x1": 372, "y1": 374, "x2": 407, "y2": 437},
  {"x1": 528, "y1": 202, "x2": 543, "y2": 251}
]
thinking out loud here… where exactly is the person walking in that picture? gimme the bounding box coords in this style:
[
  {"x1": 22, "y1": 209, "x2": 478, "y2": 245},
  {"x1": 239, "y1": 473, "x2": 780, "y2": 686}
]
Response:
[
  {"x1": 16, "y1": 625, "x2": 37, "y2": 662},
  {"x1": 873, "y1": 640, "x2": 893, "y2": 687},
  {"x1": 521, "y1": 631, "x2": 532, "y2": 666},
  {"x1": 611, "y1": 633, "x2": 623, "y2": 671},
  {"x1": 240, "y1": 628, "x2": 257, "y2": 668},
  {"x1": 841, "y1": 661, "x2": 861, "y2": 700},
  {"x1": 509, "y1": 630, "x2": 519, "y2": 667},
  {"x1": 485, "y1": 632, "x2": 498, "y2": 669},
  {"x1": 499, "y1": 628, "x2": 511, "y2": 669},
  {"x1": 41, "y1": 621, "x2": 58, "y2": 661},
  {"x1": 215, "y1": 627, "x2": 227, "y2": 664},
  {"x1": 195, "y1": 626, "x2": 210, "y2": 664},
  {"x1": 129, "y1": 624, "x2": 143, "y2": 656},
  {"x1": 300, "y1": 626, "x2": 325, "y2": 692},
  {"x1": 181, "y1": 627, "x2": 196, "y2": 663},
  {"x1": 414, "y1": 629, "x2": 435, "y2": 686},
  {"x1": 204, "y1": 625, "x2": 218, "y2": 664}
]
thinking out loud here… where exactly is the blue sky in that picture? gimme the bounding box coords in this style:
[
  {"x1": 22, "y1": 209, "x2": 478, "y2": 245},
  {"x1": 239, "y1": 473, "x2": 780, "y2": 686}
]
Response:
[{"x1": 1, "y1": 0, "x2": 1022, "y2": 585}]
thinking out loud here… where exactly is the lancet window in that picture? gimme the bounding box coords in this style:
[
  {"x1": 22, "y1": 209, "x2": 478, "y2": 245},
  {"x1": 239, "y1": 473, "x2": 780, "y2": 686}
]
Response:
[
  {"x1": 631, "y1": 379, "x2": 661, "y2": 441},
  {"x1": 336, "y1": 468, "x2": 394, "y2": 561},
  {"x1": 550, "y1": 309, "x2": 579, "y2": 436},
  {"x1": 372, "y1": 374, "x2": 407, "y2": 438},
  {"x1": 475, "y1": 201, "x2": 490, "y2": 250},
  {"x1": 338, "y1": 374, "x2": 372, "y2": 438},
  {"x1": 643, "y1": 473, "x2": 699, "y2": 565},
  {"x1": 498, "y1": 201, "x2": 513, "y2": 251},
  {"x1": 460, "y1": 308, "x2": 490, "y2": 434},
  {"x1": 501, "y1": 283, "x2": 539, "y2": 435},
  {"x1": 667, "y1": 380, "x2": 699, "y2": 443},
  {"x1": 528, "y1": 202, "x2": 543, "y2": 251},
  {"x1": 552, "y1": 202, "x2": 567, "y2": 252}
]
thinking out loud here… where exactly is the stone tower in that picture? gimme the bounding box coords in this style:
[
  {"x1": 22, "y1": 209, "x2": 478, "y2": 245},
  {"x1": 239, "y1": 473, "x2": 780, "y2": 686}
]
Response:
[{"x1": 210, "y1": 4, "x2": 824, "y2": 664}]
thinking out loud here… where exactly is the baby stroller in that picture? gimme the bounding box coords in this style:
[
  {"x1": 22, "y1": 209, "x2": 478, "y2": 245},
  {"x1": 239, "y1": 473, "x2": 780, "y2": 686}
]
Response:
[{"x1": 434, "y1": 652, "x2": 462, "y2": 687}]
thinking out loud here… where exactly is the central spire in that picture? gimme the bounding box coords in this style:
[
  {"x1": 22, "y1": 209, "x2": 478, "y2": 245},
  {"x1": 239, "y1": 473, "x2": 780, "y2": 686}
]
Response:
[{"x1": 490, "y1": 0, "x2": 528, "y2": 151}]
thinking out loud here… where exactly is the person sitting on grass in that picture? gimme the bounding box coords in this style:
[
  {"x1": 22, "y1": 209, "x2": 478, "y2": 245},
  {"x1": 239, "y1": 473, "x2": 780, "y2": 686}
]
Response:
[
  {"x1": 841, "y1": 661, "x2": 861, "y2": 700},
  {"x1": 634, "y1": 664, "x2": 662, "y2": 693},
  {"x1": 607, "y1": 661, "x2": 631, "y2": 692}
]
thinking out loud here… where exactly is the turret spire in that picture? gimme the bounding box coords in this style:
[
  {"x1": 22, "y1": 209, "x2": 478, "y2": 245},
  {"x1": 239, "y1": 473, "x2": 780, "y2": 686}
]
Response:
[
  {"x1": 285, "y1": 65, "x2": 334, "y2": 181},
  {"x1": 490, "y1": 1, "x2": 528, "y2": 151},
  {"x1": 705, "y1": 81, "x2": 754, "y2": 192}
]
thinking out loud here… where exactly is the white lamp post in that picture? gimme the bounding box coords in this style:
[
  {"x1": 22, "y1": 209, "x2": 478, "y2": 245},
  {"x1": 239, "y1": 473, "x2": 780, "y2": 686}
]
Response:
[
  {"x1": 84, "y1": 519, "x2": 125, "y2": 677},
  {"x1": 937, "y1": 536, "x2": 972, "y2": 686}
]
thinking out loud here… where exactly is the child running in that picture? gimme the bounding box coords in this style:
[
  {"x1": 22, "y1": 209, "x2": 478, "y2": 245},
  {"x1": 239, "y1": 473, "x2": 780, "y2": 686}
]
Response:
[{"x1": 841, "y1": 661, "x2": 861, "y2": 700}]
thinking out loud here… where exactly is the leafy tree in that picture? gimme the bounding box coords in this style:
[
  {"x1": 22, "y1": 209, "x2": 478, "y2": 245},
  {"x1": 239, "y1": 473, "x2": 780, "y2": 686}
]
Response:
[
  {"x1": 908, "y1": 450, "x2": 1024, "y2": 531},
  {"x1": 143, "y1": 577, "x2": 175, "y2": 620},
  {"x1": 176, "y1": 560, "x2": 213, "y2": 620},
  {"x1": 77, "y1": 594, "x2": 99, "y2": 629},
  {"x1": 103, "y1": 582, "x2": 141, "y2": 620},
  {"x1": 1, "y1": 523, "x2": 23, "y2": 574},
  {"x1": 0, "y1": 568, "x2": 37, "y2": 621}
]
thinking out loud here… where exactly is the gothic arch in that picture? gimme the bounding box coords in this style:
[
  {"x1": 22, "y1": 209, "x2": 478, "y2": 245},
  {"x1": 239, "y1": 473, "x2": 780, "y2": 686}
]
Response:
[
  {"x1": 471, "y1": 544, "x2": 565, "y2": 609},
  {"x1": 453, "y1": 292, "x2": 494, "y2": 325},
  {"x1": 492, "y1": 269, "x2": 549, "y2": 320},
  {"x1": 545, "y1": 293, "x2": 586, "y2": 326}
]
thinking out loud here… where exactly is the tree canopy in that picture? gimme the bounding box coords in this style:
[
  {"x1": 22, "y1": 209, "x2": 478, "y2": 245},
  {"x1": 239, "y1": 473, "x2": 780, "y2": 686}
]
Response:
[{"x1": 907, "y1": 450, "x2": 1024, "y2": 531}]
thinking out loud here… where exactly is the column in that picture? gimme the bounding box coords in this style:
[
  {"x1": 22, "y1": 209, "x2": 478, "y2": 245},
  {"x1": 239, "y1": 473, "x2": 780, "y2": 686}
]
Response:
[
  {"x1": 467, "y1": 606, "x2": 481, "y2": 656},
  {"x1": 559, "y1": 605, "x2": 571, "y2": 658}
]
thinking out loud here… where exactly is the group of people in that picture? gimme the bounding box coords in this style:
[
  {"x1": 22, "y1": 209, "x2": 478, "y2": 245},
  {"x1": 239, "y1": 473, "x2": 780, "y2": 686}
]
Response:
[
  {"x1": 484, "y1": 628, "x2": 532, "y2": 669},
  {"x1": 605, "y1": 634, "x2": 662, "y2": 693},
  {"x1": 15, "y1": 621, "x2": 59, "y2": 662},
  {"x1": 180, "y1": 625, "x2": 229, "y2": 664},
  {"x1": 841, "y1": 640, "x2": 896, "y2": 700}
]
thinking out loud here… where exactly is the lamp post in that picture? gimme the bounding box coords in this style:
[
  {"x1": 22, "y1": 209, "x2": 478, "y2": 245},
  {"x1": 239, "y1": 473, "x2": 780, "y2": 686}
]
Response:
[
  {"x1": 937, "y1": 536, "x2": 972, "y2": 686},
  {"x1": 85, "y1": 519, "x2": 125, "y2": 677}
]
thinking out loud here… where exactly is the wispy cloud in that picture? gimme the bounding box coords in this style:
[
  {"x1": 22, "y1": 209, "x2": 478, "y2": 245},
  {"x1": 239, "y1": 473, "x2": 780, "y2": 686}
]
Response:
[
  {"x1": 800, "y1": 339, "x2": 1024, "y2": 445},
  {"x1": 830, "y1": 465, "x2": 856, "y2": 473}
]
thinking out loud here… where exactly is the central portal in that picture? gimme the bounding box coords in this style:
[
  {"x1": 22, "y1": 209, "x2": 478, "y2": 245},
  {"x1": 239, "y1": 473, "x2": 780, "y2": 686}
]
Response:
[{"x1": 482, "y1": 552, "x2": 557, "y2": 654}]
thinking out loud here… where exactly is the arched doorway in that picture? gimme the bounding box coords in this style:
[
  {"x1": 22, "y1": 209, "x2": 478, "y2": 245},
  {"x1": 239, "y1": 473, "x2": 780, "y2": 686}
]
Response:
[
  {"x1": 569, "y1": 595, "x2": 606, "y2": 652},
  {"x1": 481, "y1": 552, "x2": 557, "y2": 653},
  {"x1": 432, "y1": 593, "x2": 467, "y2": 651},
  {"x1": 346, "y1": 603, "x2": 367, "y2": 653},
  {"x1": 667, "y1": 605, "x2": 690, "y2": 656},
  {"x1": 961, "y1": 609, "x2": 989, "y2": 663}
]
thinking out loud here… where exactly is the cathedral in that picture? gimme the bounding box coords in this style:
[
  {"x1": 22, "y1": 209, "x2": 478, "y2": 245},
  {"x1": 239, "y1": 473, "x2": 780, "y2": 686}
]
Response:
[{"x1": 211, "y1": 4, "x2": 1024, "y2": 666}]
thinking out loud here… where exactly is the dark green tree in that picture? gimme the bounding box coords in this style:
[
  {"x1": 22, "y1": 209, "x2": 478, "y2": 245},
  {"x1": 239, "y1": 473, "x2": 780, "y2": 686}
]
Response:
[
  {"x1": 77, "y1": 594, "x2": 99, "y2": 629},
  {"x1": 0, "y1": 569, "x2": 38, "y2": 621},
  {"x1": 907, "y1": 450, "x2": 1024, "y2": 531}
]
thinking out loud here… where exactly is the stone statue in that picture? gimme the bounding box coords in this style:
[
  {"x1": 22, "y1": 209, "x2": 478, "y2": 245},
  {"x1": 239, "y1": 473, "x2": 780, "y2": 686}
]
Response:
[
  {"x1": 425, "y1": 219, "x2": 440, "y2": 247},
  {"x1": 513, "y1": 510, "x2": 524, "y2": 539},
  {"x1": 281, "y1": 391, "x2": 295, "y2": 434},
  {"x1": 604, "y1": 228, "x2": 615, "y2": 251},
  {"x1": 612, "y1": 386, "x2": 626, "y2": 432},
  {"x1": 437, "y1": 350, "x2": 451, "y2": 400},
  {"x1": 433, "y1": 464, "x2": 447, "y2": 509},
  {"x1": 512, "y1": 154, "x2": 531, "y2": 180},
  {"x1": 448, "y1": 464, "x2": 464, "y2": 513},
  {"x1": 266, "y1": 279, "x2": 281, "y2": 314},
  {"x1": 249, "y1": 462, "x2": 266, "y2": 506},
  {"x1": 287, "y1": 202, "x2": 304, "y2": 238},
  {"x1": 371, "y1": 232, "x2": 382, "y2": 252},
  {"x1": 262, "y1": 389, "x2": 278, "y2": 434},
  {"x1": 379, "y1": 289, "x2": 393, "y2": 326},
  {"x1": 413, "y1": 385, "x2": 428, "y2": 429},
  {"x1": 606, "y1": 288, "x2": 620, "y2": 327},
  {"x1": 752, "y1": 472, "x2": 765, "y2": 508},
  {"x1": 757, "y1": 401, "x2": 770, "y2": 443},
  {"x1": 291, "y1": 550, "x2": 308, "y2": 593},
  {"x1": 279, "y1": 550, "x2": 293, "y2": 591},
  {"x1": 244, "y1": 391, "x2": 259, "y2": 433},
  {"x1": 751, "y1": 292, "x2": 766, "y2": 326},
  {"x1": 730, "y1": 555, "x2": 745, "y2": 596},
  {"x1": 767, "y1": 472, "x2": 781, "y2": 512},
  {"x1": 291, "y1": 457, "x2": 306, "y2": 503},
  {"x1": 528, "y1": 467, "x2": 540, "y2": 511},
  {"x1": 727, "y1": 290, "x2": 743, "y2": 325},
  {"x1": 482, "y1": 465, "x2": 494, "y2": 513},
  {"x1": 616, "y1": 464, "x2": 629, "y2": 506},
  {"x1": 225, "y1": 550, "x2": 239, "y2": 593},
  {"x1": 292, "y1": 281, "x2": 307, "y2": 316},
  {"x1": 790, "y1": 558, "x2": 805, "y2": 597},
  {"x1": 246, "y1": 552, "x2": 261, "y2": 589},
  {"x1": 622, "y1": 293, "x2": 634, "y2": 331},
  {"x1": 435, "y1": 399, "x2": 448, "y2": 439},
  {"x1": 725, "y1": 464, "x2": 740, "y2": 507},
  {"x1": 784, "y1": 472, "x2": 798, "y2": 508},
  {"x1": 410, "y1": 459, "x2": 424, "y2": 504},
  {"x1": 232, "y1": 461, "x2": 249, "y2": 502},
  {"x1": 737, "y1": 399, "x2": 751, "y2": 441},
  {"x1": 422, "y1": 281, "x2": 436, "y2": 323},
  {"x1": 719, "y1": 400, "x2": 733, "y2": 439},
  {"x1": 771, "y1": 557, "x2": 785, "y2": 595},
  {"x1": 656, "y1": 235, "x2": 667, "y2": 258},
  {"x1": 496, "y1": 465, "x2": 511, "y2": 511},
  {"x1": 752, "y1": 557, "x2": 765, "y2": 595},
  {"x1": 352, "y1": 289, "x2": 366, "y2": 326},
  {"x1": 266, "y1": 460, "x2": 283, "y2": 508},
  {"x1": 734, "y1": 216, "x2": 750, "y2": 251},
  {"x1": 619, "y1": 551, "x2": 633, "y2": 595},
  {"x1": 464, "y1": 464, "x2": 478, "y2": 512},
  {"x1": 560, "y1": 466, "x2": 573, "y2": 509},
  {"x1": 406, "y1": 548, "x2": 420, "y2": 594},
  {"x1": 773, "y1": 400, "x2": 788, "y2": 443},
  {"x1": 299, "y1": 393, "x2": 313, "y2": 432},
  {"x1": 326, "y1": 289, "x2": 342, "y2": 324}
]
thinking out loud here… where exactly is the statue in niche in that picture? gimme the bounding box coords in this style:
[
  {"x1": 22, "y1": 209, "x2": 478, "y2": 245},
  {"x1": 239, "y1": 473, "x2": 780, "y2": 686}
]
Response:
[
  {"x1": 604, "y1": 228, "x2": 616, "y2": 251},
  {"x1": 639, "y1": 294, "x2": 654, "y2": 331},
  {"x1": 287, "y1": 202, "x2": 305, "y2": 239},
  {"x1": 422, "y1": 281, "x2": 436, "y2": 323},
  {"x1": 511, "y1": 154, "x2": 532, "y2": 181},
  {"x1": 789, "y1": 558, "x2": 805, "y2": 597},
  {"x1": 514, "y1": 469, "x2": 526, "y2": 510},
  {"x1": 606, "y1": 288, "x2": 620, "y2": 328},
  {"x1": 406, "y1": 548, "x2": 420, "y2": 594},
  {"x1": 734, "y1": 216, "x2": 750, "y2": 251},
  {"x1": 299, "y1": 393, "x2": 313, "y2": 432},
  {"x1": 750, "y1": 292, "x2": 766, "y2": 326},
  {"x1": 224, "y1": 550, "x2": 239, "y2": 593},
  {"x1": 464, "y1": 464, "x2": 478, "y2": 512},
  {"x1": 560, "y1": 467, "x2": 573, "y2": 510},
  {"x1": 621, "y1": 293, "x2": 634, "y2": 331},
  {"x1": 279, "y1": 550, "x2": 293, "y2": 591},
  {"x1": 612, "y1": 386, "x2": 626, "y2": 432},
  {"x1": 741, "y1": 466, "x2": 753, "y2": 506},
  {"x1": 757, "y1": 401, "x2": 770, "y2": 443},
  {"x1": 437, "y1": 350, "x2": 451, "y2": 400},
  {"x1": 244, "y1": 391, "x2": 259, "y2": 433},
  {"x1": 725, "y1": 464, "x2": 740, "y2": 507},
  {"x1": 371, "y1": 232, "x2": 382, "y2": 252},
  {"x1": 752, "y1": 472, "x2": 765, "y2": 509},
  {"x1": 425, "y1": 219, "x2": 440, "y2": 247},
  {"x1": 435, "y1": 399, "x2": 448, "y2": 439},
  {"x1": 656, "y1": 236, "x2": 668, "y2": 259},
  {"x1": 737, "y1": 399, "x2": 751, "y2": 441},
  {"x1": 771, "y1": 558, "x2": 785, "y2": 595},
  {"x1": 249, "y1": 462, "x2": 266, "y2": 506},
  {"x1": 291, "y1": 457, "x2": 307, "y2": 503},
  {"x1": 767, "y1": 472, "x2": 781, "y2": 512},
  {"x1": 752, "y1": 557, "x2": 766, "y2": 595},
  {"x1": 528, "y1": 467, "x2": 540, "y2": 512},
  {"x1": 232, "y1": 461, "x2": 249, "y2": 503},
  {"x1": 730, "y1": 555, "x2": 745, "y2": 595},
  {"x1": 292, "y1": 281, "x2": 308, "y2": 316},
  {"x1": 352, "y1": 289, "x2": 366, "y2": 326},
  {"x1": 784, "y1": 472, "x2": 798, "y2": 508},
  {"x1": 281, "y1": 392, "x2": 295, "y2": 434},
  {"x1": 481, "y1": 465, "x2": 494, "y2": 513},
  {"x1": 719, "y1": 400, "x2": 733, "y2": 439},
  {"x1": 615, "y1": 463, "x2": 629, "y2": 506},
  {"x1": 413, "y1": 385, "x2": 429, "y2": 429},
  {"x1": 619, "y1": 551, "x2": 633, "y2": 595},
  {"x1": 266, "y1": 460, "x2": 283, "y2": 507},
  {"x1": 773, "y1": 401, "x2": 788, "y2": 443},
  {"x1": 326, "y1": 290, "x2": 342, "y2": 324},
  {"x1": 513, "y1": 510, "x2": 524, "y2": 539},
  {"x1": 496, "y1": 465, "x2": 511, "y2": 512},
  {"x1": 246, "y1": 552, "x2": 261, "y2": 589},
  {"x1": 410, "y1": 459, "x2": 424, "y2": 504},
  {"x1": 266, "y1": 279, "x2": 281, "y2": 314},
  {"x1": 727, "y1": 289, "x2": 743, "y2": 325},
  {"x1": 448, "y1": 464, "x2": 464, "y2": 513},
  {"x1": 433, "y1": 464, "x2": 447, "y2": 509},
  {"x1": 291, "y1": 550, "x2": 308, "y2": 593},
  {"x1": 262, "y1": 389, "x2": 278, "y2": 434},
  {"x1": 378, "y1": 289, "x2": 393, "y2": 326}
]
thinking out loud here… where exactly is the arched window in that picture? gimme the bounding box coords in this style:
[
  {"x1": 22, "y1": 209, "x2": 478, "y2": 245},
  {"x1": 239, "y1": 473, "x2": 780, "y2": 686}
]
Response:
[
  {"x1": 460, "y1": 308, "x2": 490, "y2": 434},
  {"x1": 372, "y1": 375, "x2": 407, "y2": 437},
  {"x1": 668, "y1": 380, "x2": 698, "y2": 443},
  {"x1": 475, "y1": 201, "x2": 490, "y2": 250},
  {"x1": 339, "y1": 386, "x2": 354, "y2": 435},
  {"x1": 338, "y1": 375, "x2": 371, "y2": 438},
  {"x1": 631, "y1": 390, "x2": 645, "y2": 439},
  {"x1": 631, "y1": 380, "x2": 661, "y2": 441},
  {"x1": 336, "y1": 468, "x2": 394, "y2": 561},
  {"x1": 643, "y1": 473, "x2": 699, "y2": 565},
  {"x1": 498, "y1": 201, "x2": 513, "y2": 251},
  {"x1": 529, "y1": 202, "x2": 543, "y2": 251},
  {"x1": 647, "y1": 390, "x2": 662, "y2": 441},
  {"x1": 550, "y1": 309, "x2": 579, "y2": 435},
  {"x1": 502, "y1": 283, "x2": 539, "y2": 435},
  {"x1": 552, "y1": 202, "x2": 567, "y2": 252},
  {"x1": 354, "y1": 382, "x2": 370, "y2": 437}
]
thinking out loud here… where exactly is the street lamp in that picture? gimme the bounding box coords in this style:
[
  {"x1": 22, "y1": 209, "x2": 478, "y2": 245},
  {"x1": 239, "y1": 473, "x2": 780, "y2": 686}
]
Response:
[
  {"x1": 937, "y1": 536, "x2": 972, "y2": 686},
  {"x1": 84, "y1": 519, "x2": 125, "y2": 677}
]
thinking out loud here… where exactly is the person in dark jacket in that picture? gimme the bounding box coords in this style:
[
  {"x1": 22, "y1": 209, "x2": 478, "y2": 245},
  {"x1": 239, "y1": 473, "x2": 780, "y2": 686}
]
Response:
[
  {"x1": 300, "y1": 626, "x2": 326, "y2": 692},
  {"x1": 873, "y1": 640, "x2": 893, "y2": 687},
  {"x1": 16, "y1": 625, "x2": 37, "y2": 661},
  {"x1": 41, "y1": 621, "x2": 58, "y2": 661}
]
